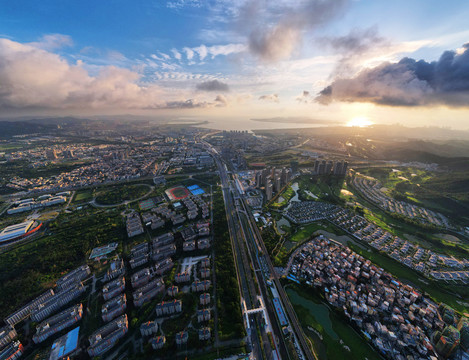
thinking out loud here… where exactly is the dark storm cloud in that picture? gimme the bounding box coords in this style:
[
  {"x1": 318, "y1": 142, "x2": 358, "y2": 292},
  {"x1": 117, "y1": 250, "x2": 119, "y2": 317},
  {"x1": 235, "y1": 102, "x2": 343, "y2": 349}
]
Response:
[
  {"x1": 246, "y1": 0, "x2": 349, "y2": 62},
  {"x1": 196, "y1": 79, "x2": 230, "y2": 92},
  {"x1": 316, "y1": 43, "x2": 469, "y2": 107}
]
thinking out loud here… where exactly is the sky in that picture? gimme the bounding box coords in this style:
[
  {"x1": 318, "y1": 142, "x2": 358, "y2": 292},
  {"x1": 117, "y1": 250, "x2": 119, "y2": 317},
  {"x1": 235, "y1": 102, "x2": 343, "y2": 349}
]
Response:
[{"x1": 1, "y1": 0, "x2": 469, "y2": 128}]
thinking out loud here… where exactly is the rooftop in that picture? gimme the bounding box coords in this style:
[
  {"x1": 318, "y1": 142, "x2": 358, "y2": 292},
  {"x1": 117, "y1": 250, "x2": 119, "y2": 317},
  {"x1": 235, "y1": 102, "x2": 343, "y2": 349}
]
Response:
[{"x1": 49, "y1": 326, "x2": 80, "y2": 360}]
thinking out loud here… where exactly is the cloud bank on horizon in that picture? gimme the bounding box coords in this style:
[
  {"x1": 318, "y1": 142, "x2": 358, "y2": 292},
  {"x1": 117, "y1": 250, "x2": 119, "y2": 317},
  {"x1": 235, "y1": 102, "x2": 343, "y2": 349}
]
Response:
[
  {"x1": 317, "y1": 44, "x2": 469, "y2": 107},
  {"x1": 0, "y1": 0, "x2": 469, "y2": 121}
]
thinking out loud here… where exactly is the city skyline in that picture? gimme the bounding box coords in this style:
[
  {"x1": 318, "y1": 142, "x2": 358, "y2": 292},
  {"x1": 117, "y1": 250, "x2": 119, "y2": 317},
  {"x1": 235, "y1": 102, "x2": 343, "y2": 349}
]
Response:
[{"x1": 1, "y1": 0, "x2": 469, "y2": 128}]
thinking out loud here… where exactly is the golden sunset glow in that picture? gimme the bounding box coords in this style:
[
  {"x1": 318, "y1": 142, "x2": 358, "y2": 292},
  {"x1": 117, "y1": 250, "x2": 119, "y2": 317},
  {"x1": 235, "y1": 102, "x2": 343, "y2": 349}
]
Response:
[{"x1": 347, "y1": 116, "x2": 373, "y2": 127}]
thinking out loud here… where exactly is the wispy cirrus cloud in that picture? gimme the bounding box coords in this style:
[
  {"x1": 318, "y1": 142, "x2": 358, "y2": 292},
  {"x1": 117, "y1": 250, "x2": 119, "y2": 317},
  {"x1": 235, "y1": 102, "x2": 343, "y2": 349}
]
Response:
[{"x1": 28, "y1": 33, "x2": 73, "y2": 51}]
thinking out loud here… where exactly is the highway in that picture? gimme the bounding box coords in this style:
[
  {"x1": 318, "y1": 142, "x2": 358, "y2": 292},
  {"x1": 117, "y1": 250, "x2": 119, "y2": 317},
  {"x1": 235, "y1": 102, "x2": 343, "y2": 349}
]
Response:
[
  {"x1": 215, "y1": 155, "x2": 266, "y2": 360},
  {"x1": 205, "y1": 140, "x2": 316, "y2": 360},
  {"x1": 238, "y1": 191, "x2": 317, "y2": 360}
]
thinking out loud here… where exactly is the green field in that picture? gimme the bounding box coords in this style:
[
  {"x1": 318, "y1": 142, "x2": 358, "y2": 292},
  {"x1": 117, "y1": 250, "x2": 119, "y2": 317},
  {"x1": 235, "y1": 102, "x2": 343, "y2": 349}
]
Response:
[
  {"x1": 271, "y1": 185, "x2": 295, "y2": 207},
  {"x1": 297, "y1": 175, "x2": 346, "y2": 204},
  {"x1": 95, "y1": 184, "x2": 150, "y2": 205},
  {"x1": 244, "y1": 149, "x2": 298, "y2": 167},
  {"x1": 290, "y1": 223, "x2": 327, "y2": 243},
  {"x1": 73, "y1": 189, "x2": 93, "y2": 203}
]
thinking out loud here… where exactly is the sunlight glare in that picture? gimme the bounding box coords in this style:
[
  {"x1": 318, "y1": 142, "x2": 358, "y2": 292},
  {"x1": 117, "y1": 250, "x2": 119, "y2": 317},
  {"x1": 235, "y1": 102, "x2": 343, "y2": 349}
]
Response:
[{"x1": 347, "y1": 116, "x2": 373, "y2": 127}]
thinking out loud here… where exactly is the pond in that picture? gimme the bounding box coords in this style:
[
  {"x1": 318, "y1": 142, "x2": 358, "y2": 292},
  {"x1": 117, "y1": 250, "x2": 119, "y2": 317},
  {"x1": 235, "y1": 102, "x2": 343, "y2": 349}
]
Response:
[
  {"x1": 305, "y1": 190, "x2": 318, "y2": 199},
  {"x1": 286, "y1": 287, "x2": 338, "y2": 340},
  {"x1": 290, "y1": 182, "x2": 300, "y2": 202},
  {"x1": 276, "y1": 217, "x2": 291, "y2": 235}
]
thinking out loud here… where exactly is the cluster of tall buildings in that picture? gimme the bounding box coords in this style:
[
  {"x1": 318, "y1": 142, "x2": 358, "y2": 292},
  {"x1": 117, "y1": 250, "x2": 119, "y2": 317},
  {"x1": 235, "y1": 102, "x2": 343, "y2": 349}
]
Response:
[
  {"x1": 313, "y1": 159, "x2": 348, "y2": 176},
  {"x1": 255, "y1": 167, "x2": 292, "y2": 201}
]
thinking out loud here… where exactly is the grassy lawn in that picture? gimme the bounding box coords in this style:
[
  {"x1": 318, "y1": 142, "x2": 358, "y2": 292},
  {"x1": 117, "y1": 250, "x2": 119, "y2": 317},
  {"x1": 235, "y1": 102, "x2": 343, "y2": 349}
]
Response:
[
  {"x1": 362, "y1": 208, "x2": 393, "y2": 233},
  {"x1": 290, "y1": 223, "x2": 326, "y2": 243},
  {"x1": 271, "y1": 186, "x2": 295, "y2": 208},
  {"x1": 273, "y1": 221, "x2": 347, "y2": 266},
  {"x1": 285, "y1": 283, "x2": 382, "y2": 360},
  {"x1": 73, "y1": 189, "x2": 93, "y2": 203}
]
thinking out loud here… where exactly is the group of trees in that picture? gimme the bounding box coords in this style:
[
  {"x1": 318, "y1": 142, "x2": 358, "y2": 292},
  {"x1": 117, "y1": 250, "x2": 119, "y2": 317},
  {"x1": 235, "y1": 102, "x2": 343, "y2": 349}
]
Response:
[
  {"x1": 212, "y1": 188, "x2": 245, "y2": 340},
  {"x1": 0, "y1": 209, "x2": 125, "y2": 318},
  {"x1": 95, "y1": 184, "x2": 149, "y2": 205}
]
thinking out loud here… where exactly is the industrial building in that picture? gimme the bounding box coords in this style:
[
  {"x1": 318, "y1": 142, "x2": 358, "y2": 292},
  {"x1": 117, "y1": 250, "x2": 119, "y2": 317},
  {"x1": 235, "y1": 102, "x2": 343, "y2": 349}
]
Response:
[{"x1": 7, "y1": 195, "x2": 67, "y2": 215}]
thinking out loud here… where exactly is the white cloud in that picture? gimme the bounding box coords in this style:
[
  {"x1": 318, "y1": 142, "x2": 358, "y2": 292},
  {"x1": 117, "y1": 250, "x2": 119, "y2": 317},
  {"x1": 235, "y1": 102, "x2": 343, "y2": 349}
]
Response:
[
  {"x1": 206, "y1": 43, "x2": 247, "y2": 58},
  {"x1": 28, "y1": 34, "x2": 73, "y2": 51},
  {"x1": 183, "y1": 47, "x2": 194, "y2": 60},
  {"x1": 158, "y1": 52, "x2": 171, "y2": 60},
  {"x1": 193, "y1": 44, "x2": 208, "y2": 60},
  {"x1": 171, "y1": 48, "x2": 182, "y2": 60},
  {"x1": 151, "y1": 53, "x2": 164, "y2": 61}
]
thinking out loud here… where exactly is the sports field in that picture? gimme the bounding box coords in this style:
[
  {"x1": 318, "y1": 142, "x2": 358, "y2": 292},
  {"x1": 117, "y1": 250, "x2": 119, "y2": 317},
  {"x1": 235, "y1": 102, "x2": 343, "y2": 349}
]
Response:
[{"x1": 165, "y1": 186, "x2": 190, "y2": 200}]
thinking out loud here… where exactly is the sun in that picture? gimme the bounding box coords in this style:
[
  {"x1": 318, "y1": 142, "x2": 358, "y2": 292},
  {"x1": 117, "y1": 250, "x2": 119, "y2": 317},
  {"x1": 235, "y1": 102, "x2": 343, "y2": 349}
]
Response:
[{"x1": 347, "y1": 116, "x2": 373, "y2": 127}]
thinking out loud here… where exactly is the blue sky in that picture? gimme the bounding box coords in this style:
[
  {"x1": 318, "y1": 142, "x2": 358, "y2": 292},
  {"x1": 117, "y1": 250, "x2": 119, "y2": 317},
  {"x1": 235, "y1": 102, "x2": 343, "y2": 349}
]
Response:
[{"x1": 1, "y1": 0, "x2": 469, "y2": 128}]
